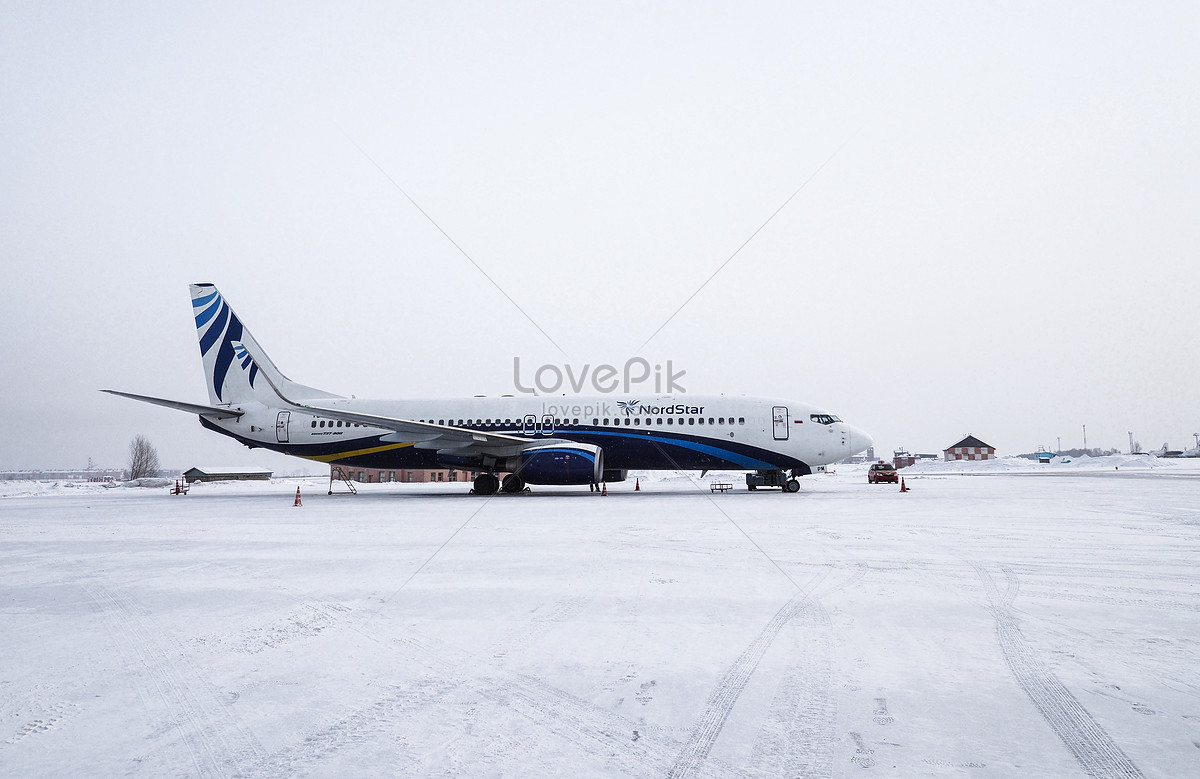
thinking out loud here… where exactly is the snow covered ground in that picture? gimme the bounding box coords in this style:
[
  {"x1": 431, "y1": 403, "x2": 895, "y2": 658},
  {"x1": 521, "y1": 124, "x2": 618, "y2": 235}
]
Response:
[{"x1": 2, "y1": 458, "x2": 1199, "y2": 777}]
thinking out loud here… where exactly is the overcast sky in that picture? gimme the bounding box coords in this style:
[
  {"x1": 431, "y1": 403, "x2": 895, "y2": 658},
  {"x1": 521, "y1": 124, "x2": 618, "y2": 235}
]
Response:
[{"x1": 2, "y1": 2, "x2": 1198, "y2": 472}]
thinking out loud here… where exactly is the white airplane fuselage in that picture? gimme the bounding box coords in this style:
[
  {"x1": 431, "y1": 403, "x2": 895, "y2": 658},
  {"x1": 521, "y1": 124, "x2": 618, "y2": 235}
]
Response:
[{"x1": 202, "y1": 394, "x2": 869, "y2": 475}]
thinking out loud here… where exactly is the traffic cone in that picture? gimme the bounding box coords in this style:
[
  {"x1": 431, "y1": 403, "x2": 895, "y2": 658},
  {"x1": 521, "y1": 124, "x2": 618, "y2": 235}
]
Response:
[
  {"x1": 294, "y1": 486, "x2": 302, "y2": 506},
  {"x1": 635, "y1": 477, "x2": 640, "y2": 491},
  {"x1": 601, "y1": 481, "x2": 608, "y2": 496},
  {"x1": 900, "y1": 478, "x2": 909, "y2": 493}
]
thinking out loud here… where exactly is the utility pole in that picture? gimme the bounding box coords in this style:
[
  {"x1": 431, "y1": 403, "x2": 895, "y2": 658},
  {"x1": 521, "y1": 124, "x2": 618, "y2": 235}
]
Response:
[{"x1": 1083, "y1": 424, "x2": 1087, "y2": 453}]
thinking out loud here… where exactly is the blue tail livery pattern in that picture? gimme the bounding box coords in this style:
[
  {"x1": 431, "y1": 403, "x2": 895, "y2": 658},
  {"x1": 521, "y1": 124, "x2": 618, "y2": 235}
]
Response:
[{"x1": 193, "y1": 289, "x2": 256, "y2": 401}]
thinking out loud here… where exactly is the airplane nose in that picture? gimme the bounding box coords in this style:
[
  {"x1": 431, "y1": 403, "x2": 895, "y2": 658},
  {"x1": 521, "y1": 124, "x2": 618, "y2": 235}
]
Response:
[{"x1": 849, "y1": 426, "x2": 872, "y2": 455}]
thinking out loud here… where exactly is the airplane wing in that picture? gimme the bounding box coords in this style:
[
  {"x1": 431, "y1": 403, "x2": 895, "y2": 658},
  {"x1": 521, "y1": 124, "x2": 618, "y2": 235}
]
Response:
[
  {"x1": 249, "y1": 363, "x2": 533, "y2": 458},
  {"x1": 101, "y1": 390, "x2": 245, "y2": 419},
  {"x1": 288, "y1": 399, "x2": 533, "y2": 457}
]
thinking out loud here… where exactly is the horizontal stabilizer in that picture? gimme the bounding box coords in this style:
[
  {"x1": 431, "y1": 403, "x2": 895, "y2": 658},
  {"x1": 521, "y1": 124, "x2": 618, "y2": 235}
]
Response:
[{"x1": 101, "y1": 389, "x2": 244, "y2": 419}]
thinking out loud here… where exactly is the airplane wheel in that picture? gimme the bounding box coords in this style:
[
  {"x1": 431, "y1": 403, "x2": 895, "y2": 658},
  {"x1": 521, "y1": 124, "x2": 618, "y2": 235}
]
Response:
[
  {"x1": 473, "y1": 473, "x2": 499, "y2": 495},
  {"x1": 501, "y1": 474, "x2": 525, "y2": 494},
  {"x1": 784, "y1": 479, "x2": 800, "y2": 493}
]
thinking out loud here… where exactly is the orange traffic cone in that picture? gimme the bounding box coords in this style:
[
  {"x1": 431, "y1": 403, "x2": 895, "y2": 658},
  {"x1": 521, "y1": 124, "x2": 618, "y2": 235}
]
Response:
[
  {"x1": 601, "y1": 481, "x2": 608, "y2": 496},
  {"x1": 635, "y1": 477, "x2": 640, "y2": 491},
  {"x1": 294, "y1": 486, "x2": 303, "y2": 506},
  {"x1": 900, "y1": 478, "x2": 909, "y2": 493}
]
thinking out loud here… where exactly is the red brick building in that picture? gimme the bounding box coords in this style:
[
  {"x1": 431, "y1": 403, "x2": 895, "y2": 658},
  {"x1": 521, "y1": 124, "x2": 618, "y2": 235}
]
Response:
[
  {"x1": 943, "y1": 435, "x2": 996, "y2": 462},
  {"x1": 331, "y1": 466, "x2": 477, "y2": 484}
]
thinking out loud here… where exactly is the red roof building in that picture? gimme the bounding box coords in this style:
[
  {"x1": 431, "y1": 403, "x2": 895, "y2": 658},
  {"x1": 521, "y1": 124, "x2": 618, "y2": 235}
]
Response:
[{"x1": 943, "y1": 435, "x2": 996, "y2": 462}]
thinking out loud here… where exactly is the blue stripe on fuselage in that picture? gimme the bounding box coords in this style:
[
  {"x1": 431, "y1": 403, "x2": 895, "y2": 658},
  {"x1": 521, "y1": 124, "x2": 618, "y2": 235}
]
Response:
[{"x1": 576, "y1": 429, "x2": 778, "y2": 469}]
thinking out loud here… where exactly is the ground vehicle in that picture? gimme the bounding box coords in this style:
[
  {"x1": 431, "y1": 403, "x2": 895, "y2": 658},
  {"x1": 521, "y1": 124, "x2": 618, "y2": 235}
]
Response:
[
  {"x1": 746, "y1": 470, "x2": 801, "y2": 492},
  {"x1": 868, "y1": 461, "x2": 898, "y2": 484}
]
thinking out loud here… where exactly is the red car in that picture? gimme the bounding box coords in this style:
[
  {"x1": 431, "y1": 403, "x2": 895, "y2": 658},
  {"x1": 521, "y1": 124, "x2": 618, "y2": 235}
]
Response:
[{"x1": 868, "y1": 461, "x2": 898, "y2": 484}]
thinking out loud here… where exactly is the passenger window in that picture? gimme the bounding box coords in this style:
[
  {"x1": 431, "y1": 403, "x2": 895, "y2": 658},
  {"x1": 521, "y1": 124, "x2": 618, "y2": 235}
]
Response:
[
  {"x1": 698, "y1": 417, "x2": 704, "y2": 425},
  {"x1": 708, "y1": 418, "x2": 714, "y2": 425},
  {"x1": 624, "y1": 418, "x2": 631, "y2": 425},
  {"x1": 634, "y1": 418, "x2": 640, "y2": 426},
  {"x1": 667, "y1": 418, "x2": 673, "y2": 425},
  {"x1": 311, "y1": 421, "x2": 316, "y2": 428},
  {"x1": 688, "y1": 418, "x2": 695, "y2": 425},
  {"x1": 739, "y1": 417, "x2": 745, "y2": 424},
  {"x1": 603, "y1": 418, "x2": 609, "y2": 425},
  {"x1": 657, "y1": 418, "x2": 663, "y2": 425},
  {"x1": 593, "y1": 418, "x2": 599, "y2": 425}
]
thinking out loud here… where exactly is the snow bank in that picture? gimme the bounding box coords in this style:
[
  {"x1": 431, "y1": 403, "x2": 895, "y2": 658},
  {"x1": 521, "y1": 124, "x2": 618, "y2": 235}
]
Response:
[
  {"x1": 901, "y1": 453, "x2": 1182, "y2": 475},
  {"x1": 120, "y1": 478, "x2": 175, "y2": 488},
  {"x1": 0, "y1": 476, "x2": 326, "y2": 499}
]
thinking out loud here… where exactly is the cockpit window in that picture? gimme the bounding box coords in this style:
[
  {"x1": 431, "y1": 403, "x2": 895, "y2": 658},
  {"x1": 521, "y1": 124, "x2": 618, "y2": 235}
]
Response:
[{"x1": 810, "y1": 414, "x2": 842, "y2": 425}]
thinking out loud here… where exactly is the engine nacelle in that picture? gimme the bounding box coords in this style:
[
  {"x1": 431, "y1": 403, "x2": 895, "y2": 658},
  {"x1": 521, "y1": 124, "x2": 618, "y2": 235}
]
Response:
[{"x1": 506, "y1": 443, "x2": 603, "y2": 485}]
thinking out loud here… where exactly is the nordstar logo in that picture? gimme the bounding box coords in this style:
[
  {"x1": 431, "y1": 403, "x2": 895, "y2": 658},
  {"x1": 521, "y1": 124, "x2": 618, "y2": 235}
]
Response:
[
  {"x1": 513, "y1": 357, "x2": 686, "y2": 395},
  {"x1": 616, "y1": 401, "x2": 706, "y2": 415}
]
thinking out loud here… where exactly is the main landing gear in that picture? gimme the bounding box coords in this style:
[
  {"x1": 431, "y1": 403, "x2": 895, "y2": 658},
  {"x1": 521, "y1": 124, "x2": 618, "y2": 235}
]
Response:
[
  {"x1": 471, "y1": 473, "x2": 527, "y2": 495},
  {"x1": 472, "y1": 473, "x2": 499, "y2": 495}
]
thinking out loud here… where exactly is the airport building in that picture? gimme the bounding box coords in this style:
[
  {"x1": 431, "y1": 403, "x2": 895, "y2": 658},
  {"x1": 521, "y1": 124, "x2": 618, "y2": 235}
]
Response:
[
  {"x1": 943, "y1": 435, "x2": 996, "y2": 462},
  {"x1": 332, "y1": 466, "x2": 477, "y2": 484},
  {"x1": 183, "y1": 466, "x2": 273, "y2": 483}
]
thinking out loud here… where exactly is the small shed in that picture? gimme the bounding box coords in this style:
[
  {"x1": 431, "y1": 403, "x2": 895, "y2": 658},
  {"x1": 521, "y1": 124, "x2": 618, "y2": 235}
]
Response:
[
  {"x1": 943, "y1": 435, "x2": 996, "y2": 462},
  {"x1": 183, "y1": 466, "x2": 273, "y2": 483}
]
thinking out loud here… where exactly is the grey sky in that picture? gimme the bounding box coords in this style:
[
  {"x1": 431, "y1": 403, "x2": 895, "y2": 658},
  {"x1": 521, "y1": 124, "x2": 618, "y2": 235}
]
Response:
[{"x1": 2, "y1": 2, "x2": 1197, "y2": 471}]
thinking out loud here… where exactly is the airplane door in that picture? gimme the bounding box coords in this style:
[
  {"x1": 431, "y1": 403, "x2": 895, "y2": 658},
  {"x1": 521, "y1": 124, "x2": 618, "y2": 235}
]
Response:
[
  {"x1": 276, "y1": 411, "x2": 290, "y2": 443},
  {"x1": 541, "y1": 415, "x2": 554, "y2": 436},
  {"x1": 772, "y1": 406, "x2": 789, "y2": 441},
  {"x1": 522, "y1": 414, "x2": 538, "y2": 436}
]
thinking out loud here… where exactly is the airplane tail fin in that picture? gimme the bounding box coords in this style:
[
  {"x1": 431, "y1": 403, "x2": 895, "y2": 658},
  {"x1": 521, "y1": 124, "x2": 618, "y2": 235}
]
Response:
[{"x1": 190, "y1": 284, "x2": 339, "y2": 406}]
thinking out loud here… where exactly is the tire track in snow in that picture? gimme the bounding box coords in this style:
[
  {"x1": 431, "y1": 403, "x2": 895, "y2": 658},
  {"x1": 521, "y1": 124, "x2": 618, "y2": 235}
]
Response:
[
  {"x1": 973, "y1": 562, "x2": 1144, "y2": 779},
  {"x1": 748, "y1": 600, "x2": 835, "y2": 777},
  {"x1": 667, "y1": 590, "x2": 814, "y2": 779},
  {"x1": 78, "y1": 580, "x2": 266, "y2": 778},
  {"x1": 249, "y1": 678, "x2": 448, "y2": 776},
  {"x1": 743, "y1": 564, "x2": 863, "y2": 777},
  {"x1": 487, "y1": 595, "x2": 592, "y2": 665},
  {"x1": 391, "y1": 630, "x2": 699, "y2": 776}
]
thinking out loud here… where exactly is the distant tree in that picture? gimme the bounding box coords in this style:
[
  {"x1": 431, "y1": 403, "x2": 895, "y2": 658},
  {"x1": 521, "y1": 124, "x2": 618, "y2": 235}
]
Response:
[{"x1": 127, "y1": 434, "x2": 160, "y2": 480}]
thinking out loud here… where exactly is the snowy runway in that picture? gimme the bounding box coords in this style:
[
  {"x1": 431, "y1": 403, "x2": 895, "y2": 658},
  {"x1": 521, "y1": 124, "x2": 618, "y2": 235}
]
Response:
[{"x1": 3, "y1": 462, "x2": 1199, "y2": 777}]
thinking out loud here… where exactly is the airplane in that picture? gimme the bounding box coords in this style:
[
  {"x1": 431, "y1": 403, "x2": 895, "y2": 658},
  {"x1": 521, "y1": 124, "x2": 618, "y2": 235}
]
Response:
[{"x1": 104, "y1": 284, "x2": 872, "y2": 494}]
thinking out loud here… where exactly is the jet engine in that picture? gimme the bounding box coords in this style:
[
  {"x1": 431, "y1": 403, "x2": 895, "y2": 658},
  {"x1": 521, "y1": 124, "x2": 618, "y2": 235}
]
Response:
[{"x1": 506, "y1": 443, "x2": 603, "y2": 485}]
